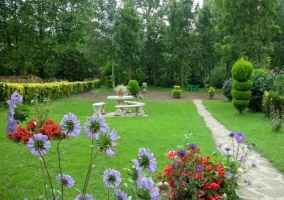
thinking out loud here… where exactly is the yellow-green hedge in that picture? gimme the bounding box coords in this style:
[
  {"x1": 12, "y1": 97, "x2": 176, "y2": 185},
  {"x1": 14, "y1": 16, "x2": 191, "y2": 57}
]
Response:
[{"x1": 0, "y1": 79, "x2": 100, "y2": 104}]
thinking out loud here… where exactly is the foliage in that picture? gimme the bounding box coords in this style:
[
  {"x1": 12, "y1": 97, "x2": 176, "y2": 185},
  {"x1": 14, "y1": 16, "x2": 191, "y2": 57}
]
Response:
[
  {"x1": 222, "y1": 78, "x2": 233, "y2": 101},
  {"x1": 156, "y1": 132, "x2": 256, "y2": 200},
  {"x1": 248, "y1": 69, "x2": 269, "y2": 112},
  {"x1": 208, "y1": 87, "x2": 215, "y2": 99},
  {"x1": 114, "y1": 84, "x2": 128, "y2": 95},
  {"x1": 231, "y1": 57, "x2": 253, "y2": 114},
  {"x1": 127, "y1": 80, "x2": 140, "y2": 95},
  {"x1": 266, "y1": 70, "x2": 284, "y2": 95},
  {"x1": 270, "y1": 104, "x2": 284, "y2": 132},
  {"x1": 209, "y1": 66, "x2": 227, "y2": 88},
  {"x1": 172, "y1": 85, "x2": 182, "y2": 99},
  {"x1": 262, "y1": 91, "x2": 284, "y2": 118},
  {"x1": 104, "y1": 61, "x2": 113, "y2": 88}
]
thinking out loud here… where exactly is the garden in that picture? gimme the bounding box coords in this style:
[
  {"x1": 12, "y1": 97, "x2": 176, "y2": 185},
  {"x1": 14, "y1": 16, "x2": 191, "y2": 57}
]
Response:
[{"x1": 1, "y1": 77, "x2": 284, "y2": 199}]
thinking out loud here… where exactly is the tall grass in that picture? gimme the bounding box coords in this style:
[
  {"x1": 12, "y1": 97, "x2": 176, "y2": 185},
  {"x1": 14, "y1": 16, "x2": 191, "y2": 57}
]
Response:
[{"x1": 0, "y1": 96, "x2": 218, "y2": 199}]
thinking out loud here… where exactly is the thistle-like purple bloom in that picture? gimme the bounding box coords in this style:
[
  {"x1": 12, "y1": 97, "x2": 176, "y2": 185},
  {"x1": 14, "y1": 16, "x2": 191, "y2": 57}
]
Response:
[
  {"x1": 240, "y1": 157, "x2": 247, "y2": 163},
  {"x1": 228, "y1": 132, "x2": 235, "y2": 138},
  {"x1": 132, "y1": 159, "x2": 143, "y2": 188},
  {"x1": 172, "y1": 161, "x2": 181, "y2": 169},
  {"x1": 195, "y1": 164, "x2": 203, "y2": 174},
  {"x1": 244, "y1": 179, "x2": 252, "y2": 186},
  {"x1": 216, "y1": 142, "x2": 222, "y2": 148},
  {"x1": 115, "y1": 189, "x2": 129, "y2": 200},
  {"x1": 138, "y1": 148, "x2": 157, "y2": 174},
  {"x1": 177, "y1": 150, "x2": 186, "y2": 159},
  {"x1": 84, "y1": 114, "x2": 108, "y2": 139},
  {"x1": 75, "y1": 193, "x2": 94, "y2": 200},
  {"x1": 234, "y1": 132, "x2": 245, "y2": 144},
  {"x1": 60, "y1": 112, "x2": 81, "y2": 137},
  {"x1": 97, "y1": 129, "x2": 120, "y2": 157},
  {"x1": 56, "y1": 174, "x2": 74, "y2": 188},
  {"x1": 189, "y1": 143, "x2": 198, "y2": 151},
  {"x1": 252, "y1": 163, "x2": 257, "y2": 168},
  {"x1": 225, "y1": 172, "x2": 233, "y2": 179},
  {"x1": 140, "y1": 177, "x2": 159, "y2": 200},
  {"x1": 28, "y1": 134, "x2": 51, "y2": 156},
  {"x1": 6, "y1": 92, "x2": 23, "y2": 134},
  {"x1": 103, "y1": 169, "x2": 122, "y2": 189}
]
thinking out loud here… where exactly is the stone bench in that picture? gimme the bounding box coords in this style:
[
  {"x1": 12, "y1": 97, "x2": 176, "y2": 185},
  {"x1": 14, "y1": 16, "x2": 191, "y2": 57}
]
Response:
[
  {"x1": 124, "y1": 101, "x2": 145, "y2": 115},
  {"x1": 92, "y1": 102, "x2": 106, "y2": 115},
  {"x1": 115, "y1": 103, "x2": 145, "y2": 116}
]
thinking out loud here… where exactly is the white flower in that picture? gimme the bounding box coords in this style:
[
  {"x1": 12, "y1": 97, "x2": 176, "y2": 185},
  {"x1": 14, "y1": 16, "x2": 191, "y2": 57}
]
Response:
[{"x1": 114, "y1": 84, "x2": 128, "y2": 94}]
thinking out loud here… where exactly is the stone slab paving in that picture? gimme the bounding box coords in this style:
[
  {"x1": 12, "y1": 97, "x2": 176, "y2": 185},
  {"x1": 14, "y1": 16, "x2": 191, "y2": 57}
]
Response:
[{"x1": 193, "y1": 99, "x2": 284, "y2": 200}]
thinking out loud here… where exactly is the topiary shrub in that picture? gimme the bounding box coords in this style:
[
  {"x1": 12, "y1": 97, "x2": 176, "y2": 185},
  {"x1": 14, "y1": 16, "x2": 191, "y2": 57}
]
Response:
[
  {"x1": 222, "y1": 78, "x2": 233, "y2": 101},
  {"x1": 172, "y1": 85, "x2": 182, "y2": 98},
  {"x1": 208, "y1": 87, "x2": 215, "y2": 99},
  {"x1": 248, "y1": 69, "x2": 269, "y2": 112},
  {"x1": 231, "y1": 57, "x2": 253, "y2": 114},
  {"x1": 127, "y1": 80, "x2": 140, "y2": 95}
]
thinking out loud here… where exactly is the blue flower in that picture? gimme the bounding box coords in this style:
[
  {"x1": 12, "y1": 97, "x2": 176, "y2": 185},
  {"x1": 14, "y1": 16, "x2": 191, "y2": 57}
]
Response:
[
  {"x1": 139, "y1": 177, "x2": 159, "y2": 200},
  {"x1": 138, "y1": 148, "x2": 157, "y2": 174},
  {"x1": 195, "y1": 164, "x2": 203, "y2": 174},
  {"x1": 234, "y1": 132, "x2": 245, "y2": 144},
  {"x1": 56, "y1": 174, "x2": 74, "y2": 188},
  {"x1": 189, "y1": 143, "x2": 197, "y2": 151},
  {"x1": 75, "y1": 194, "x2": 93, "y2": 200},
  {"x1": 60, "y1": 112, "x2": 81, "y2": 137},
  {"x1": 115, "y1": 189, "x2": 129, "y2": 200},
  {"x1": 103, "y1": 169, "x2": 122, "y2": 189},
  {"x1": 6, "y1": 92, "x2": 23, "y2": 134},
  {"x1": 240, "y1": 156, "x2": 247, "y2": 163},
  {"x1": 252, "y1": 163, "x2": 257, "y2": 168},
  {"x1": 225, "y1": 172, "x2": 233, "y2": 179},
  {"x1": 27, "y1": 134, "x2": 51, "y2": 156},
  {"x1": 177, "y1": 150, "x2": 186, "y2": 159},
  {"x1": 132, "y1": 159, "x2": 143, "y2": 188},
  {"x1": 97, "y1": 129, "x2": 120, "y2": 157},
  {"x1": 84, "y1": 114, "x2": 108, "y2": 139}
]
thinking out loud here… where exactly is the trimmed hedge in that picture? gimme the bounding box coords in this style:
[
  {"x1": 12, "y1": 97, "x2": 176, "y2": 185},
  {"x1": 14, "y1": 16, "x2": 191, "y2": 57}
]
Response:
[
  {"x1": 231, "y1": 90, "x2": 251, "y2": 100},
  {"x1": 232, "y1": 81, "x2": 253, "y2": 91},
  {"x1": 0, "y1": 79, "x2": 100, "y2": 104}
]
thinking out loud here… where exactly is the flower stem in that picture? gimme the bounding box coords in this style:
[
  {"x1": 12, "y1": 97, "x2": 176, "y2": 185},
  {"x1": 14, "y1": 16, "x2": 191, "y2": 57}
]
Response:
[
  {"x1": 82, "y1": 138, "x2": 99, "y2": 195},
  {"x1": 40, "y1": 153, "x2": 56, "y2": 199},
  {"x1": 39, "y1": 157, "x2": 48, "y2": 199},
  {"x1": 57, "y1": 139, "x2": 64, "y2": 200}
]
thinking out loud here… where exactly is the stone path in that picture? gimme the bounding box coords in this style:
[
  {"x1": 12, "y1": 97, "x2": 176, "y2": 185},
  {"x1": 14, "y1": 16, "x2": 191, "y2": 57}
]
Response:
[{"x1": 193, "y1": 100, "x2": 284, "y2": 200}]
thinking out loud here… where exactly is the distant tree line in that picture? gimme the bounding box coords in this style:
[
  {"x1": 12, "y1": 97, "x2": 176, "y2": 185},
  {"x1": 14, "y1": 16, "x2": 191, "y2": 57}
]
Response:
[{"x1": 1, "y1": 0, "x2": 283, "y2": 88}]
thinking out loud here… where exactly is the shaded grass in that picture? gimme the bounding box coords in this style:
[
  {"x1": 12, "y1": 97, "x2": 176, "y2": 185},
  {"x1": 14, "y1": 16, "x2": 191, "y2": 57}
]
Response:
[
  {"x1": 0, "y1": 97, "x2": 218, "y2": 199},
  {"x1": 203, "y1": 100, "x2": 284, "y2": 173}
]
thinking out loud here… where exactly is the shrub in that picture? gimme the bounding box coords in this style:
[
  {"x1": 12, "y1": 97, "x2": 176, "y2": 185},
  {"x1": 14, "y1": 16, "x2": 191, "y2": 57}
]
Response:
[
  {"x1": 248, "y1": 69, "x2": 269, "y2": 112},
  {"x1": 231, "y1": 57, "x2": 253, "y2": 114},
  {"x1": 209, "y1": 66, "x2": 227, "y2": 88},
  {"x1": 208, "y1": 87, "x2": 215, "y2": 99},
  {"x1": 172, "y1": 85, "x2": 182, "y2": 98},
  {"x1": 127, "y1": 80, "x2": 140, "y2": 95},
  {"x1": 222, "y1": 78, "x2": 233, "y2": 101},
  {"x1": 262, "y1": 91, "x2": 284, "y2": 117}
]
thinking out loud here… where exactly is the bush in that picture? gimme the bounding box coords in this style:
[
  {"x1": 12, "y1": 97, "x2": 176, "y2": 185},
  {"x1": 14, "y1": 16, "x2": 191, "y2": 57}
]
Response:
[
  {"x1": 222, "y1": 78, "x2": 233, "y2": 101},
  {"x1": 209, "y1": 66, "x2": 226, "y2": 88},
  {"x1": 127, "y1": 80, "x2": 140, "y2": 95},
  {"x1": 231, "y1": 57, "x2": 253, "y2": 114},
  {"x1": 262, "y1": 91, "x2": 284, "y2": 117},
  {"x1": 266, "y1": 70, "x2": 284, "y2": 95},
  {"x1": 172, "y1": 85, "x2": 182, "y2": 98},
  {"x1": 248, "y1": 69, "x2": 269, "y2": 112},
  {"x1": 208, "y1": 87, "x2": 215, "y2": 99}
]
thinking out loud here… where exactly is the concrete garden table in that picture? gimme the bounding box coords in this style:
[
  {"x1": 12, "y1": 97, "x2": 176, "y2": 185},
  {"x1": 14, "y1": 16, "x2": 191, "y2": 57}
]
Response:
[{"x1": 107, "y1": 95, "x2": 134, "y2": 116}]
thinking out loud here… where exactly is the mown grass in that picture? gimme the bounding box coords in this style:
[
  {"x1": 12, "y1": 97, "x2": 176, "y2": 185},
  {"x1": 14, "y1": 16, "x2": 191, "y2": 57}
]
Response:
[
  {"x1": 203, "y1": 99, "x2": 284, "y2": 173},
  {"x1": 0, "y1": 91, "x2": 218, "y2": 199}
]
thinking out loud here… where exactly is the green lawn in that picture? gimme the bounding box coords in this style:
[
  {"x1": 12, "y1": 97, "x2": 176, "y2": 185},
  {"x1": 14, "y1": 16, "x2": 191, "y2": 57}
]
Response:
[
  {"x1": 1, "y1": 88, "x2": 283, "y2": 199},
  {"x1": 0, "y1": 92, "x2": 218, "y2": 199}
]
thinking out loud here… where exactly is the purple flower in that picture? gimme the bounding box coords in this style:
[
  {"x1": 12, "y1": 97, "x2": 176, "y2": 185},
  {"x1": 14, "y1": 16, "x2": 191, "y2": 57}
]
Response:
[
  {"x1": 60, "y1": 112, "x2": 81, "y2": 137},
  {"x1": 240, "y1": 157, "x2": 247, "y2": 163},
  {"x1": 138, "y1": 148, "x2": 157, "y2": 174},
  {"x1": 189, "y1": 143, "x2": 198, "y2": 151},
  {"x1": 6, "y1": 117, "x2": 18, "y2": 135},
  {"x1": 75, "y1": 194, "x2": 93, "y2": 200},
  {"x1": 6, "y1": 92, "x2": 23, "y2": 134},
  {"x1": 172, "y1": 161, "x2": 181, "y2": 168},
  {"x1": 56, "y1": 174, "x2": 74, "y2": 188},
  {"x1": 28, "y1": 134, "x2": 51, "y2": 156},
  {"x1": 216, "y1": 142, "x2": 222, "y2": 148},
  {"x1": 195, "y1": 164, "x2": 203, "y2": 174},
  {"x1": 84, "y1": 114, "x2": 108, "y2": 139},
  {"x1": 132, "y1": 159, "x2": 143, "y2": 188},
  {"x1": 244, "y1": 179, "x2": 252, "y2": 186},
  {"x1": 225, "y1": 172, "x2": 233, "y2": 179},
  {"x1": 139, "y1": 177, "x2": 159, "y2": 200},
  {"x1": 97, "y1": 129, "x2": 120, "y2": 157},
  {"x1": 177, "y1": 150, "x2": 186, "y2": 159},
  {"x1": 115, "y1": 189, "x2": 129, "y2": 200},
  {"x1": 252, "y1": 163, "x2": 257, "y2": 168},
  {"x1": 103, "y1": 169, "x2": 122, "y2": 189},
  {"x1": 234, "y1": 132, "x2": 245, "y2": 144},
  {"x1": 228, "y1": 132, "x2": 235, "y2": 138}
]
